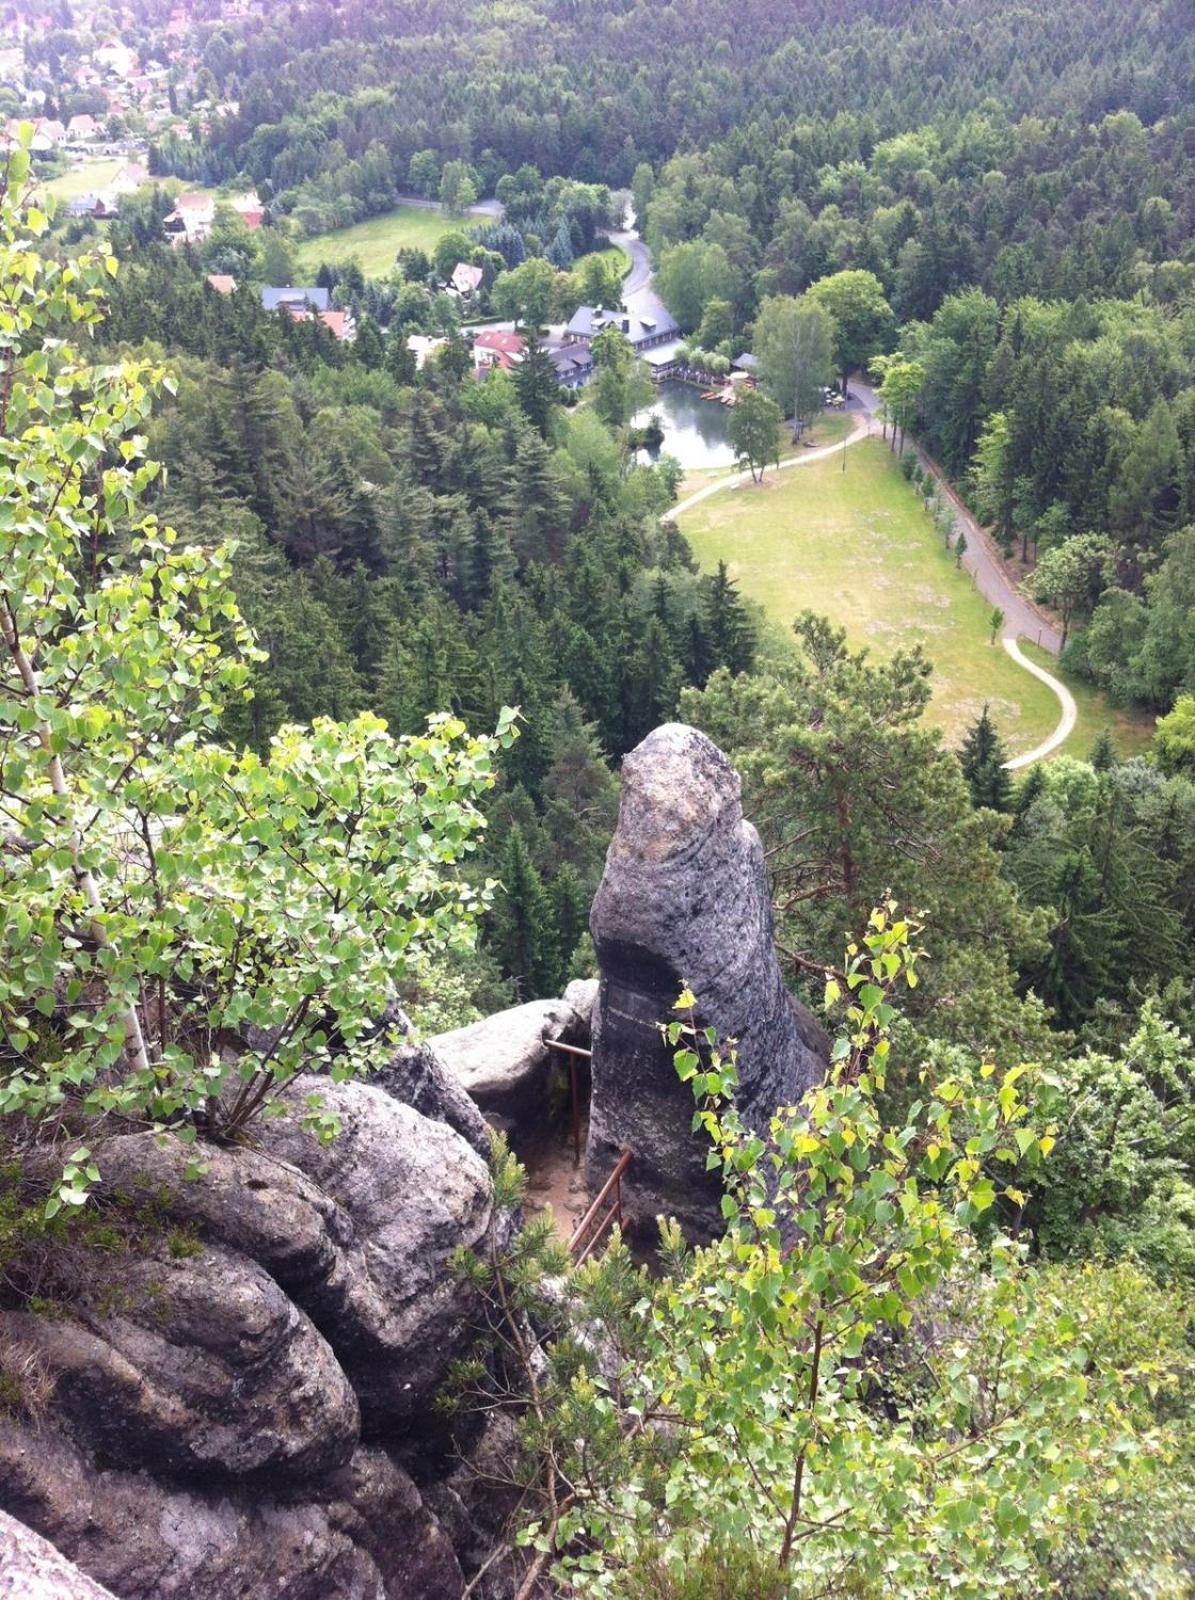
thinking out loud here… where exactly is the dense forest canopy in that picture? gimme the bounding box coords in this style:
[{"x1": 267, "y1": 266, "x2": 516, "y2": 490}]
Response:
[
  {"x1": 183, "y1": 0, "x2": 1194, "y2": 187},
  {"x1": 2, "y1": 0, "x2": 1195, "y2": 1592}
]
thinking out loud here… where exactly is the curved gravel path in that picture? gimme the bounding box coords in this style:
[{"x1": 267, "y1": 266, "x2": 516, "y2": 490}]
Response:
[
  {"x1": 669, "y1": 411, "x2": 871, "y2": 520},
  {"x1": 1000, "y1": 638, "x2": 1077, "y2": 768}
]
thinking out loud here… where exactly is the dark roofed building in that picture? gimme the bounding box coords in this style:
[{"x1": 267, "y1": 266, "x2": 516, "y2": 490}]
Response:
[
  {"x1": 260, "y1": 285, "x2": 331, "y2": 314},
  {"x1": 547, "y1": 344, "x2": 594, "y2": 389},
  {"x1": 563, "y1": 302, "x2": 680, "y2": 353}
]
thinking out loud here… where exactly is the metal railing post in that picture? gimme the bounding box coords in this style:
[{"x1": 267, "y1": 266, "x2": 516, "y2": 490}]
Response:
[{"x1": 568, "y1": 1149, "x2": 633, "y2": 1264}]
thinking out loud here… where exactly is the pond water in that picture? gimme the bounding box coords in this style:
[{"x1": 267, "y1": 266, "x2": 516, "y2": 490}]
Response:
[{"x1": 634, "y1": 379, "x2": 736, "y2": 471}]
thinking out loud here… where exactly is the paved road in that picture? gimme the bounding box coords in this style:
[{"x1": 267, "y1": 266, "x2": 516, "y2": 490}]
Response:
[
  {"x1": 818, "y1": 382, "x2": 1063, "y2": 654},
  {"x1": 608, "y1": 229, "x2": 653, "y2": 298}
]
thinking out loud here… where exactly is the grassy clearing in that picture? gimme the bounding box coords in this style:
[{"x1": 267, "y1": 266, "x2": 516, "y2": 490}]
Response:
[
  {"x1": 678, "y1": 436, "x2": 1119, "y2": 758},
  {"x1": 39, "y1": 157, "x2": 124, "y2": 202},
  {"x1": 576, "y1": 242, "x2": 633, "y2": 278},
  {"x1": 295, "y1": 205, "x2": 468, "y2": 277},
  {"x1": 1020, "y1": 642, "x2": 1155, "y2": 762}
]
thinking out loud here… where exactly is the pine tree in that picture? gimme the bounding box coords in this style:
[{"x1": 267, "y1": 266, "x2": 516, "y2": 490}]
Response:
[
  {"x1": 248, "y1": 571, "x2": 366, "y2": 731},
  {"x1": 466, "y1": 509, "x2": 518, "y2": 609},
  {"x1": 959, "y1": 704, "x2": 1013, "y2": 812},
  {"x1": 1090, "y1": 728, "x2": 1117, "y2": 772},
  {"x1": 386, "y1": 330, "x2": 417, "y2": 387},
  {"x1": 620, "y1": 614, "x2": 683, "y2": 750},
  {"x1": 540, "y1": 690, "x2": 620, "y2": 876},
  {"x1": 513, "y1": 431, "x2": 568, "y2": 567},
  {"x1": 353, "y1": 314, "x2": 386, "y2": 370},
  {"x1": 704, "y1": 561, "x2": 756, "y2": 676},
  {"x1": 490, "y1": 824, "x2": 560, "y2": 1000},
  {"x1": 561, "y1": 622, "x2": 620, "y2": 752},
  {"x1": 514, "y1": 339, "x2": 560, "y2": 439},
  {"x1": 550, "y1": 864, "x2": 589, "y2": 976},
  {"x1": 682, "y1": 611, "x2": 715, "y2": 687},
  {"x1": 1012, "y1": 763, "x2": 1046, "y2": 826}
]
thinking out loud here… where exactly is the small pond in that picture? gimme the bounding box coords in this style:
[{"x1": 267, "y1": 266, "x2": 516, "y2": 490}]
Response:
[{"x1": 634, "y1": 379, "x2": 736, "y2": 471}]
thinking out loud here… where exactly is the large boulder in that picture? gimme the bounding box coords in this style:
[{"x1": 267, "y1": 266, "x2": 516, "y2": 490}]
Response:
[
  {"x1": 0, "y1": 1248, "x2": 357, "y2": 1481},
  {"x1": 430, "y1": 997, "x2": 589, "y2": 1131},
  {"x1": 255, "y1": 1078, "x2": 497, "y2": 1429},
  {"x1": 92, "y1": 1078, "x2": 496, "y2": 1433},
  {"x1": 0, "y1": 1075, "x2": 504, "y2": 1598},
  {"x1": 373, "y1": 1035, "x2": 493, "y2": 1161},
  {"x1": 0, "y1": 1508, "x2": 118, "y2": 1600},
  {"x1": 0, "y1": 1423, "x2": 463, "y2": 1600},
  {"x1": 563, "y1": 978, "x2": 599, "y2": 1034},
  {"x1": 587, "y1": 723, "x2": 826, "y2": 1237}
]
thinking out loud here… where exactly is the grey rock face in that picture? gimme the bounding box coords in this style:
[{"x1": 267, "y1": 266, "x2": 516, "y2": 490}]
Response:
[
  {"x1": 0, "y1": 1076, "x2": 503, "y2": 1598},
  {"x1": 256, "y1": 1078, "x2": 496, "y2": 1428},
  {"x1": 430, "y1": 997, "x2": 589, "y2": 1130},
  {"x1": 90, "y1": 1078, "x2": 495, "y2": 1432},
  {"x1": 0, "y1": 1508, "x2": 119, "y2": 1600},
  {"x1": 563, "y1": 978, "x2": 599, "y2": 1034},
  {"x1": 587, "y1": 723, "x2": 826, "y2": 1238},
  {"x1": 0, "y1": 1423, "x2": 464, "y2": 1600},
  {"x1": 0, "y1": 1248, "x2": 358, "y2": 1481},
  {"x1": 373, "y1": 1036, "x2": 493, "y2": 1160}
]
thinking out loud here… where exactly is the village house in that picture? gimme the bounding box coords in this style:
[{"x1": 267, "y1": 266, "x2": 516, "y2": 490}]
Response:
[
  {"x1": 260, "y1": 286, "x2": 331, "y2": 315},
  {"x1": 95, "y1": 39, "x2": 139, "y2": 79},
  {"x1": 66, "y1": 193, "x2": 119, "y2": 220},
  {"x1": 206, "y1": 273, "x2": 237, "y2": 295},
  {"x1": 259, "y1": 285, "x2": 355, "y2": 341},
  {"x1": 287, "y1": 307, "x2": 357, "y2": 343},
  {"x1": 315, "y1": 309, "x2": 355, "y2": 343},
  {"x1": 229, "y1": 191, "x2": 264, "y2": 229},
  {"x1": 547, "y1": 343, "x2": 594, "y2": 389},
  {"x1": 30, "y1": 117, "x2": 67, "y2": 149},
  {"x1": 111, "y1": 162, "x2": 149, "y2": 195},
  {"x1": 163, "y1": 191, "x2": 215, "y2": 246},
  {"x1": 473, "y1": 329, "x2": 525, "y2": 373},
  {"x1": 65, "y1": 114, "x2": 101, "y2": 144},
  {"x1": 407, "y1": 334, "x2": 447, "y2": 370},
  {"x1": 449, "y1": 261, "x2": 483, "y2": 296},
  {"x1": 562, "y1": 302, "x2": 680, "y2": 354}
]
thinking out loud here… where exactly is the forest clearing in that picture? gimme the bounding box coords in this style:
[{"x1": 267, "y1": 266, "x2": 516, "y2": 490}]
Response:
[{"x1": 678, "y1": 437, "x2": 1150, "y2": 757}]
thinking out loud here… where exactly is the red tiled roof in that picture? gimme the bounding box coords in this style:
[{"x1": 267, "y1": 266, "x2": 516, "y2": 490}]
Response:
[{"x1": 474, "y1": 330, "x2": 525, "y2": 354}]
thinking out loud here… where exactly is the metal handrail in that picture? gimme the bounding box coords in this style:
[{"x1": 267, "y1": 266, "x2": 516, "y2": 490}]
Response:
[
  {"x1": 568, "y1": 1148, "x2": 632, "y2": 1265},
  {"x1": 546, "y1": 1038, "x2": 592, "y2": 1163}
]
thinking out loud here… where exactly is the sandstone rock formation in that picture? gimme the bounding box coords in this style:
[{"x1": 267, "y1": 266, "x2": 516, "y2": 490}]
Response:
[
  {"x1": 0, "y1": 1507, "x2": 119, "y2": 1600},
  {"x1": 431, "y1": 995, "x2": 591, "y2": 1130},
  {"x1": 587, "y1": 722, "x2": 826, "y2": 1237},
  {"x1": 0, "y1": 1426, "x2": 464, "y2": 1600},
  {"x1": 375, "y1": 1032, "x2": 493, "y2": 1159},
  {"x1": 0, "y1": 1075, "x2": 504, "y2": 1600},
  {"x1": 563, "y1": 977, "x2": 599, "y2": 1032}
]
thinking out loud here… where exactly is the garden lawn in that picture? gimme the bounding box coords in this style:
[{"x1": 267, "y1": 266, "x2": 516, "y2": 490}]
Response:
[
  {"x1": 575, "y1": 243, "x2": 633, "y2": 278},
  {"x1": 39, "y1": 157, "x2": 124, "y2": 202},
  {"x1": 678, "y1": 437, "x2": 1128, "y2": 760},
  {"x1": 296, "y1": 205, "x2": 468, "y2": 277}
]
